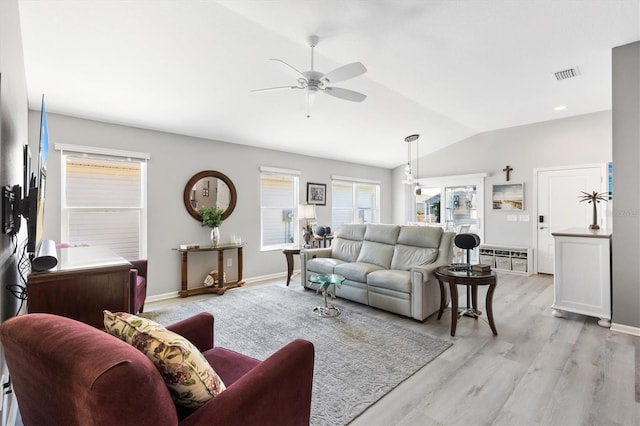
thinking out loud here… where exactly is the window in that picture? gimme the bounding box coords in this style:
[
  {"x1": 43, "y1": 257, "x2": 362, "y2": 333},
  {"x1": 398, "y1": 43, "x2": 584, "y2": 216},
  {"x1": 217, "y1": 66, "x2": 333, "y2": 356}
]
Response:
[
  {"x1": 409, "y1": 172, "x2": 486, "y2": 242},
  {"x1": 59, "y1": 145, "x2": 148, "y2": 260},
  {"x1": 331, "y1": 178, "x2": 380, "y2": 231},
  {"x1": 260, "y1": 167, "x2": 299, "y2": 250},
  {"x1": 415, "y1": 187, "x2": 441, "y2": 223}
]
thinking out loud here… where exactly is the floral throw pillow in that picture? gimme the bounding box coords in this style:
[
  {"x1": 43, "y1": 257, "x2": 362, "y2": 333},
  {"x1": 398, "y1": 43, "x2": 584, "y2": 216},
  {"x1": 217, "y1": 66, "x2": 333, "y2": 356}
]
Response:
[{"x1": 103, "y1": 310, "x2": 226, "y2": 408}]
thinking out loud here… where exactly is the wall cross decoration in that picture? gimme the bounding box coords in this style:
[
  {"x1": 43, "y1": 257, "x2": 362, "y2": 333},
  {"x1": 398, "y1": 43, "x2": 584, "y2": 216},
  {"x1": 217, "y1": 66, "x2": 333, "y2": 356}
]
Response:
[{"x1": 503, "y1": 165, "x2": 513, "y2": 181}]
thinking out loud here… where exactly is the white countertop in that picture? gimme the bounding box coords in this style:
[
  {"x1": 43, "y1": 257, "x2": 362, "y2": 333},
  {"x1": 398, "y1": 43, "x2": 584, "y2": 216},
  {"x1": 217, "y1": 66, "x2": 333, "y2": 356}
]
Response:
[{"x1": 551, "y1": 228, "x2": 612, "y2": 238}]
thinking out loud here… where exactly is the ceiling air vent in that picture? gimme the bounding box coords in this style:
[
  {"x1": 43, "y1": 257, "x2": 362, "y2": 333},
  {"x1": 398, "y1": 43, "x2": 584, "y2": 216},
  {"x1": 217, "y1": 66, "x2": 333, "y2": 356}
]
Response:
[{"x1": 554, "y1": 67, "x2": 580, "y2": 81}]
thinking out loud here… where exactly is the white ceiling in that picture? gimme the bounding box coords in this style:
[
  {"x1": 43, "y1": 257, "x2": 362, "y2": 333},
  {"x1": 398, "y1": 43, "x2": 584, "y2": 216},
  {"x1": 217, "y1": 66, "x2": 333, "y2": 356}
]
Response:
[{"x1": 18, "y1": 0, "x2": 640, "y2": 169}]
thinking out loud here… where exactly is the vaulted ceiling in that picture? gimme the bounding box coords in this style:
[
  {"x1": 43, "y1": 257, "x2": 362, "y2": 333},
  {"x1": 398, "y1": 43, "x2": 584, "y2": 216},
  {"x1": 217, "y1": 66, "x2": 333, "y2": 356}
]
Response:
[{"x1": 18, "y1": 0, "x2": 640, "y2": 168}]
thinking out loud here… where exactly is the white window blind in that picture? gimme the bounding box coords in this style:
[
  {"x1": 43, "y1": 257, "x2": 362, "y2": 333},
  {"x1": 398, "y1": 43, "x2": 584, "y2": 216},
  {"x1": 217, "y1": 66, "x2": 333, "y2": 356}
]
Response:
[
  {"x1": 331, "y1": 179, "x2": 380, "y2": 231},
  {"x1": 61, "y1": 152, "x2": 147, "y2": 260},
  {"x1": 260, "y1": 170, "x2": 299, "y2": 250}
]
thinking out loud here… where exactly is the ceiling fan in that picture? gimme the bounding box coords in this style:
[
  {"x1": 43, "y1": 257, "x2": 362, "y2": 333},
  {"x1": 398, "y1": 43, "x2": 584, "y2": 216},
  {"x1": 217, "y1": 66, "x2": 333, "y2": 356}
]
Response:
[{"x1": 252, "y1": 35, "x2": 367, "y2": 117}]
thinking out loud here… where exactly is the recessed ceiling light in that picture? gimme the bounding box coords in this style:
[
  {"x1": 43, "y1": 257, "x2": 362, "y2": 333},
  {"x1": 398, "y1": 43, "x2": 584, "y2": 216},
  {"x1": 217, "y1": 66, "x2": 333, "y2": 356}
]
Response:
[{"x1": 554, "y1": 105, "x2": 567, "y2": 111}]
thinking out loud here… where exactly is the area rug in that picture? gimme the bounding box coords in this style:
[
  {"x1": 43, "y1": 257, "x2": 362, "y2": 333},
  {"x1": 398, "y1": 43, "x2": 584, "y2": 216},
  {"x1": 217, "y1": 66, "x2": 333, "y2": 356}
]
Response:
[{"x1": 142, "y1": 285, "x2": 451, "y2": 425}]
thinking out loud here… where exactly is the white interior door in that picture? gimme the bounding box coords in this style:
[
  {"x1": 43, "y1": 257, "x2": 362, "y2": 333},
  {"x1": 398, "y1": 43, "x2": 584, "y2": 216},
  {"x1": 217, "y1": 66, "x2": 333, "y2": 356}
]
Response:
[{"x1": 536, "y1": 165, "x2": 605, "y2": 274}]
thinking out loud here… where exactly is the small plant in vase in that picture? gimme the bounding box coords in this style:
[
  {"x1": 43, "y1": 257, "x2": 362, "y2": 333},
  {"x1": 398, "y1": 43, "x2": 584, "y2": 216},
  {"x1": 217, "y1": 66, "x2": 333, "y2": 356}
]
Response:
[{"x1": 199, "y1": 206, "x2": 224, "y2": 246}]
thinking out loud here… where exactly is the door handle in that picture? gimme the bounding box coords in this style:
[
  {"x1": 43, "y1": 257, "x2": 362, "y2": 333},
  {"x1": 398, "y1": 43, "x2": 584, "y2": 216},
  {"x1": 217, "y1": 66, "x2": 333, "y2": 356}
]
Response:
[{"x1": 539, "y1": 226, "x2": 547, "y2": 229}]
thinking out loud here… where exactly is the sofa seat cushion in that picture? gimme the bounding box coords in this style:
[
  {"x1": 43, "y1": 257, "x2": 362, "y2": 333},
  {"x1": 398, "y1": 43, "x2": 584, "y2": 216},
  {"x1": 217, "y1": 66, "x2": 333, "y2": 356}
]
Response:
[
  {"x1": 204, "y1": 347, "x2": 260, "y2": 387},
  {"x1": 391, "y1": 245, "x2": 439, "y2": 271},
  {"x1": 335, "y1": 262, "x2": 383, "y2": 282},
  {"x1": 367, "y1": 269, "x2": 411, "y2": 293},
  {"x1": 103, "y1": 311, "x2": 226, "y2": 408},
  {"x1": 306, "y1": 257, "x2": 344, "y2": 275}
]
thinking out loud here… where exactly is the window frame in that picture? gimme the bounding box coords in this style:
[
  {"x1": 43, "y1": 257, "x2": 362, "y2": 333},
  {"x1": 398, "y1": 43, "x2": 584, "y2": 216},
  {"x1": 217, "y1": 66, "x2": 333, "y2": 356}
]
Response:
[
  {"x1": 259, "y1": 167, "x2": 300, "y2": 251},
  {"x1": 331, "y1": 177, "x2": 380, "y2": 231},
  {"x1": 56, "y1": 144, "x2": 148, "y2": 260}
]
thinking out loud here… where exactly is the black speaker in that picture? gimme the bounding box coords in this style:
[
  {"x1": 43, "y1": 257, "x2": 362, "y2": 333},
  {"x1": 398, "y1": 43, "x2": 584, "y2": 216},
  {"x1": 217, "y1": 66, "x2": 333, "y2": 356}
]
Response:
[
  {"x1": 454, "y1": 233, "x2": 480, "y2": 250},
  {"x1": 31, "y1": 239, "x2": 58, "y2": 272}
]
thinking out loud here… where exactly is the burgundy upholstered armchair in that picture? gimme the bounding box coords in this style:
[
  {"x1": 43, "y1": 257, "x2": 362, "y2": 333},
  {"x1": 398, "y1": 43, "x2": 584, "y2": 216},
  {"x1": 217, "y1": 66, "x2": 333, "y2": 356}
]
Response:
[
  {"x1": 0, "y1": 312, "x2": 315, "y2": 426},
  {"x1": 129, "y1": 259, "x2": 147, "y2": 314}
]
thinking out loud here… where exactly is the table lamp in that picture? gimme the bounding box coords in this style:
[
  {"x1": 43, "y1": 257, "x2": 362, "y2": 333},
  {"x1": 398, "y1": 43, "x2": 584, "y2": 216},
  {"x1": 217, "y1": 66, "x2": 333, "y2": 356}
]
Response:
[{"x1": 298, "y1": 204, "x2": 317, "y2": 246}]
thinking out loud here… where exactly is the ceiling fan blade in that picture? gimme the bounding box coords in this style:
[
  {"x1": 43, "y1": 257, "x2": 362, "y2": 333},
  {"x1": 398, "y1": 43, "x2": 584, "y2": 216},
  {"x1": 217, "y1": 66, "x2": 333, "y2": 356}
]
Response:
[
  {"x1": 323, "y1": 86, "x2": 367, "y2": 102},
  {"x1": 269, "y1": 59, "x2": 307, "y2": 81},
  {"x1": 251, "y1": 86, "x2": 301, "y2": 93},
  {"x1": 321, "y1": 62, "x2": 367, "y2": 84}
]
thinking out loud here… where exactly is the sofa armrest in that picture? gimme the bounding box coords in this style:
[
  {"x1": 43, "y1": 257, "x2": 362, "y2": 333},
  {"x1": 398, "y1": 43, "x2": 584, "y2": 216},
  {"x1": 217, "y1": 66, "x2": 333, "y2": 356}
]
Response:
[
  {"x1": 129, "y1": 269, "x2": 139, "y2": 314},
  {"x1": 166, "y1": 313, "x2": 214, "y2": 352},
  {"x1": 301, "y1": 247, "x2": 332, "y2": 260},
  {"x1": 129, "y1": 259, "x2": 148, "y2": 277},
  {"x1": 180, "y1": 339, "x2": 315, "y2": 426},
  {"x1": 410, "y1": 260, "x2": 447, "y2": 280},
  {"x1": 300, "y1": 248, "x2": 333, "y2": 288}
]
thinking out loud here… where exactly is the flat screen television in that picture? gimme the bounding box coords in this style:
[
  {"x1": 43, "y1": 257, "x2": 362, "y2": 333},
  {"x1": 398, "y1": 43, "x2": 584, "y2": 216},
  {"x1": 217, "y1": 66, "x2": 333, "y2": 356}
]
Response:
[{"x1": 24, "y1": 95, "x2": 53, "y2": 270}]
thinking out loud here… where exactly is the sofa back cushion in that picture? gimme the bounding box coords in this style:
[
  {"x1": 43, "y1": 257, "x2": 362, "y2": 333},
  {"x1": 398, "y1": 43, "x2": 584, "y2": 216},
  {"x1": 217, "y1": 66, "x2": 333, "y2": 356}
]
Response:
[
  {"x1": 396, "y1": 226, "x2": 443, "y2": 248},
  {"x1": 391, "y1": 226, "x2": 444, "y2": 270},
  {"x1": 331, "y1": 224, "x2": 367, "y2": 262},
  {"x1": 350, "y1": 224, "x2": 399, "y2": 268},
  {"x1": 364, "y1": 224, "x2": 401, "y2": 244},
  {"x1": 391, "y1": 245, "x2": 439, "y2": 270},
  {"x1": 357, "y1": 241, "x2": 396, "y2": 269},
  {"x1": 336, "y1": 223, "x2": 367, "y2": 240}
]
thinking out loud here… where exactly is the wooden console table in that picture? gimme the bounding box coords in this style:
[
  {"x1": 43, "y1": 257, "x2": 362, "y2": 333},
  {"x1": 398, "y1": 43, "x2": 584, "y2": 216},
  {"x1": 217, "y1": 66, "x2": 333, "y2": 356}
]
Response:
[
  {"x1": 27, "y1": 246, "x2": 132, "y2": 329},
  {"x1": 177, "y1": 244, "x2": 245, "y2": 297}
]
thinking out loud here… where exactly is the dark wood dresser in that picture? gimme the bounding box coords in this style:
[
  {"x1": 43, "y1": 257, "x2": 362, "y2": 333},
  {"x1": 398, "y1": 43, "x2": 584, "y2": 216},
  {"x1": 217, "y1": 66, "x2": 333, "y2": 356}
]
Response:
[{"x1": 27, "y1": 246, "x2": 132, "y2": 328}]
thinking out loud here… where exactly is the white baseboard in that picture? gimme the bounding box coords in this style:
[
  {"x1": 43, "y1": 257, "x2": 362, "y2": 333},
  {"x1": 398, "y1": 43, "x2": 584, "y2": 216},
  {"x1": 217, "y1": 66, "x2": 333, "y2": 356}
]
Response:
[
  {"x1": 145, "y1": 272, "x2": 289, "y2": 304},
  {"x1": 610, "y1": 322, "x2": 640, "y2": 336}
]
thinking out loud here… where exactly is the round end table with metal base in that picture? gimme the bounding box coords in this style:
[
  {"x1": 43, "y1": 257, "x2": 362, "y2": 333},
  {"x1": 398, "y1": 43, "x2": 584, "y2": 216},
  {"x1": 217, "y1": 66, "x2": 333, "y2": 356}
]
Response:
[{"x1": 308, "y1": 273, "x2": 345, "y2": 318}]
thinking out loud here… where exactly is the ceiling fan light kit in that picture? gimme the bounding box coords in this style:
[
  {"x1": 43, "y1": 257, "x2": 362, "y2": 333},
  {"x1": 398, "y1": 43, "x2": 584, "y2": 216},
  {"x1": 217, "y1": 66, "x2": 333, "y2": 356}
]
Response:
[{"x1": 252, "y1": 35, "x2": 367, "y2": 118}]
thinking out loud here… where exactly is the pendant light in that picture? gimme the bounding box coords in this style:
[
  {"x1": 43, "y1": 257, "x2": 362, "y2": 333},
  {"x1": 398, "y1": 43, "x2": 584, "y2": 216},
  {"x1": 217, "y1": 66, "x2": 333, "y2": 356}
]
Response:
[
  {"x1": 403, "y1": 134, "x2": 421, "y2": 194},
  {"x1": 402, "y1": 135, "x2": 415, "y2": 185}
]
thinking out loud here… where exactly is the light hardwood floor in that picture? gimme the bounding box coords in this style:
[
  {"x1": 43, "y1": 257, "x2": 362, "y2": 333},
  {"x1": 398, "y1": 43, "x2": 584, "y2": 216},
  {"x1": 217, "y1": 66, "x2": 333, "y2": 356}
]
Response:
[{"x1": 150, "y1": 272, "x2": 640, "y2": 426}]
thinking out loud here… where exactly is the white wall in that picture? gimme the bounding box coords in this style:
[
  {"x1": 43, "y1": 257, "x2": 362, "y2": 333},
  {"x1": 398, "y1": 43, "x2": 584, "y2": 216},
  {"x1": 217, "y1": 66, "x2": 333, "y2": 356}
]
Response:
[
  {"x1": 28, "y1": 108, "x2": 616, "y2": 301},
  {"x1": 0, "y1": 0, "x2": 29, "y2": 423},
  {"x1": 392, "y1": 111, "x2": 612, "y2": 248},
  {"x1": 0, "y1": 0, "x2": 30, "y2": 320},
  {"x1": 31, "y1": 112, "x2": 393, "y2": 297},
  {"x1": 612, "y1": 41, "x2": 640, "y2": 330}
]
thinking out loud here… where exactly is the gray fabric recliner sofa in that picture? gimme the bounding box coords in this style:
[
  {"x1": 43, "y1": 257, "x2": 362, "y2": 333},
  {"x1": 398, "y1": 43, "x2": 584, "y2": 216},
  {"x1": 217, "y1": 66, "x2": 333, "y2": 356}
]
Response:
[{"x1": 300, "y1": 223, "x2": 454, "y2": 321}]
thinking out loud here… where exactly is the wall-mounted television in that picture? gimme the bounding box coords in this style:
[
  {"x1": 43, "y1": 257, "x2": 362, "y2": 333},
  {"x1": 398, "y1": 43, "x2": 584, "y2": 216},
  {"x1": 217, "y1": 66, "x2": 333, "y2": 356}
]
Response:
[{"x1": 24, "y1": 95, "x2": 56, "y2": 271}]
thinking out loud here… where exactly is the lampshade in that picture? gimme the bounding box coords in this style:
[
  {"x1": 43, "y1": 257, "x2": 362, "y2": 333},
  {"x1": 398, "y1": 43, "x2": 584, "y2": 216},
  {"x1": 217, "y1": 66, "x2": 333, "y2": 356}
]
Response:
[{"x1": 298, "y1": 204, "x2": 317, "y2": 220}]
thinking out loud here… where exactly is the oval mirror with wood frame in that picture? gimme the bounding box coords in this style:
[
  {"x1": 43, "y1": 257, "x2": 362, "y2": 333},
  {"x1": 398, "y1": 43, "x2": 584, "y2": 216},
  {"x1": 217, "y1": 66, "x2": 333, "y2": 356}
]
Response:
[{"x1": 183, "y1": 170, "x2": 237, "y2": 222}]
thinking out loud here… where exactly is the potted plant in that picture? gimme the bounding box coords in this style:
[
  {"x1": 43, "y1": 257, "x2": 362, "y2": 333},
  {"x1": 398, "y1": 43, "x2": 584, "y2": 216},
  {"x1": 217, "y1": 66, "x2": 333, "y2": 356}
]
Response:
[{"x1": 199, "y1": 206, "x2": 224, "y2": 246}]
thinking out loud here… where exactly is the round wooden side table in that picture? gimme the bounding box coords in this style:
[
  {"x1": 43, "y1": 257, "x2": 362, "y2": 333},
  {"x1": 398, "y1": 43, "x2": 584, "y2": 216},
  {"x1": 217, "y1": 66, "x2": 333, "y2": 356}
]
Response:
[{"x1": 434, "y1": 265, "x2": 498, "y2": 336}]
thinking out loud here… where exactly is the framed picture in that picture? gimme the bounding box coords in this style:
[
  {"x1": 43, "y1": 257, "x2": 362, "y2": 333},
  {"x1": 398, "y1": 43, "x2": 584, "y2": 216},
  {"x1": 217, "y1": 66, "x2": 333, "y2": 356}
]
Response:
[
  {"x1": 492, "y1": 183, "x2": 524, "y2": 211},
  {"x1": 307, "y1": 182, "x2": 326, "y2": 205}
]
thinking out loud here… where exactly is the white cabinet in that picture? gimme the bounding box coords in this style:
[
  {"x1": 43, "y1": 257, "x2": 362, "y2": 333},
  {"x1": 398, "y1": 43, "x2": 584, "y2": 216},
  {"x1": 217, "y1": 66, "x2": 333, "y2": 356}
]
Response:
[
  {"x1": 551, "y1": 228, "x2": 612, "y2": 327},
  {"x1": 478, "y1": 245, "x2": 532, "y2": 275}
]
